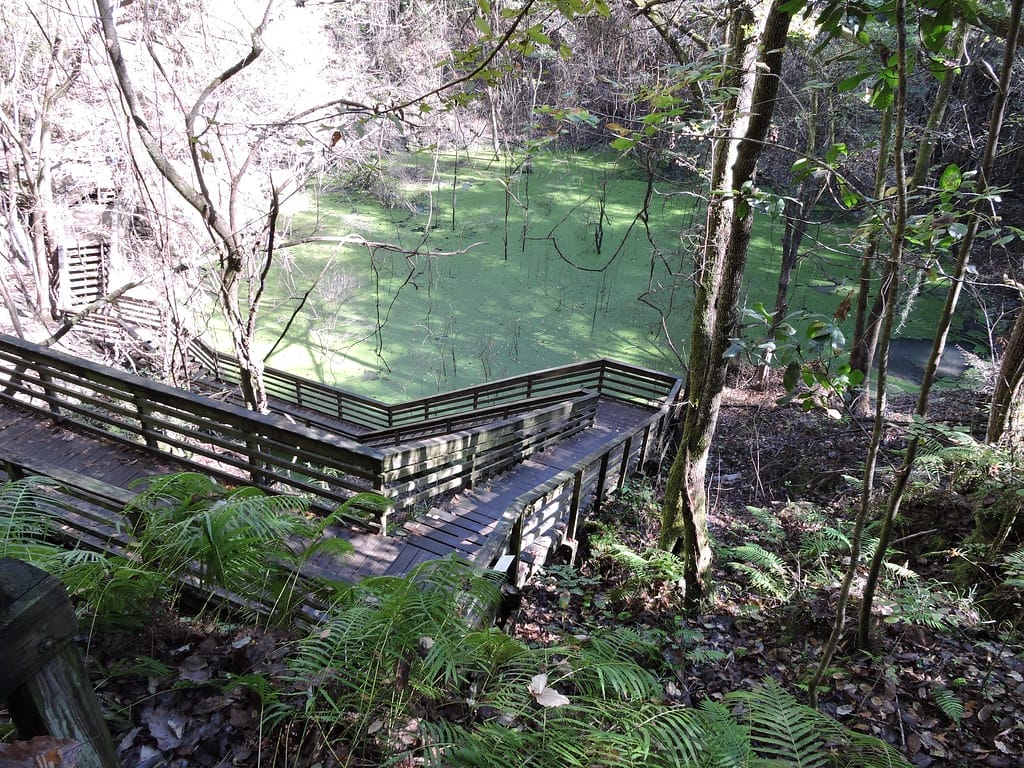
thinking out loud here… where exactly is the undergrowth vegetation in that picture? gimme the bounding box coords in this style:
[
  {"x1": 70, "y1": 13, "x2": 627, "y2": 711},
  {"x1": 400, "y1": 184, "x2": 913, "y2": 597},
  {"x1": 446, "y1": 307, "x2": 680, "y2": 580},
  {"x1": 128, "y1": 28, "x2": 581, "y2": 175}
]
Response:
[
  {"x1": 3, "y1": 414, "x2": 1024, "y2": 766},
  {"x1": 1, "y1": 472, "x2": 919, "y2": 766}
]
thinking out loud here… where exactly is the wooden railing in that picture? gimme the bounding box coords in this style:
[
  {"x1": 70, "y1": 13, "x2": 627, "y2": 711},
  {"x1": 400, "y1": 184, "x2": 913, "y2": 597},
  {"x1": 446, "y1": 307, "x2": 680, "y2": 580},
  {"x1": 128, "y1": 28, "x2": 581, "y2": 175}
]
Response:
[
  {"x1": 189, "y1": 342, "x2": 388, "y2": 432},
  {"x1": 470, "y1": 404, "x2": 671, "y2": 581},
  {"x1": 0, "y1": 335, "x2": 387, "y2": 529},
  {"x1": 191, "y1": 341, "x2": 682, "y2": 430},
  {"x1": 379, "y1": 392, "x2": 599, "y2": 509},
  {"x1": 0, "y1": 335, "x2": 682, "y2": 545},
  {"x1": 362, "y1": 389, "x2": 594, "y2": 446}
]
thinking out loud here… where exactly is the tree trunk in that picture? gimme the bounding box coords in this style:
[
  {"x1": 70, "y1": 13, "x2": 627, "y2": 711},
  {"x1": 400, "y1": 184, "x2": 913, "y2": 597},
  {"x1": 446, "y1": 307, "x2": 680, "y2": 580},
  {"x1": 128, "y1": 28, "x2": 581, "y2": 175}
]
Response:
[
  {"x1": 858, "y1": 0, "x2": 1023, "y2": 648},
  {"x1": 848, "y1": 107, "x2": 893, "y2": 414},
  {"x1": 658, "y1": 0, "x2": 792, "y2": 610},
  {"x1": 95, "y1": 0, "x2": 278, "y2": 412},
  {"x1": 850, "y1": 26, "x2": 966, "y2": 413},
  {"x1": 988, "y1": 301, "x2": 1024, "y2": 445}
]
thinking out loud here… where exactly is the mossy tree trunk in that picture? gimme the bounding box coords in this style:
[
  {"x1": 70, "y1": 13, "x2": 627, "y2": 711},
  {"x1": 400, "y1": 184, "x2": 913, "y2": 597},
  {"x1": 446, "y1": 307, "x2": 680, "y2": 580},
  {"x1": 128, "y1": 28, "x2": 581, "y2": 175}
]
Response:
[{"x1": 653, "y1": 0, "x2": 793, "y2": 610}]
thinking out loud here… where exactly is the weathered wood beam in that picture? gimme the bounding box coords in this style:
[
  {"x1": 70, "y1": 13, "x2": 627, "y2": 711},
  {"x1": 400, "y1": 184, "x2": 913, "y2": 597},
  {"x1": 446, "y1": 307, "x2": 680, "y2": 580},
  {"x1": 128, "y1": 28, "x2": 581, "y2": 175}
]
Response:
[{"x1": 0, "y1": 558, "x2": 118, "y2": 768}]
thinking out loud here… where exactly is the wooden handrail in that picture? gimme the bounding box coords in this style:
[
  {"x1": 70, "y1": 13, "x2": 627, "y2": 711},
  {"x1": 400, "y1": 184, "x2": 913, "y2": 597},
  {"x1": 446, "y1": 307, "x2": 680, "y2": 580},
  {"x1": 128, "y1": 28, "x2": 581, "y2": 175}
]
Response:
[
  {"x1": 470, "y1": 399, "x2": 676, "y2": 578},
  {"x1": 0, "y1": 336, "x2": 387, "y2": 530},
  {"x1": 191, "y1": 341, "x2": 682, "y2": 432},
  {"x1": 0, "y1": 334, "x2": 682, "y2": 546},
  {"x1": 379, "y1": 393, "x2": 600, "y2": 509},
  {"x1": 362, "y1": 389, "x2": 594, "y2": 446}
]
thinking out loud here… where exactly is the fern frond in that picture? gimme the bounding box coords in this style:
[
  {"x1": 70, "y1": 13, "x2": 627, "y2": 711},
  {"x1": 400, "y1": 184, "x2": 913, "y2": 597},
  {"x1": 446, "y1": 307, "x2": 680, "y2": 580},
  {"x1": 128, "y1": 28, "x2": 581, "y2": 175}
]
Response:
[
  {"x1": 799, "y1": 525, "x2": 851, "y2": 562},
  {"x1": 728, "y1": 678, "x2": 838, "y2": 768},
  {"x1": 637, "y1": 703, "x2": 715, "y2": 766},
  {"x1": 932, "y1": 687, "x2": 964, "y2": 724},
  {"x1": 728, "y1": 544, "x2": 791, "y2": 599}
]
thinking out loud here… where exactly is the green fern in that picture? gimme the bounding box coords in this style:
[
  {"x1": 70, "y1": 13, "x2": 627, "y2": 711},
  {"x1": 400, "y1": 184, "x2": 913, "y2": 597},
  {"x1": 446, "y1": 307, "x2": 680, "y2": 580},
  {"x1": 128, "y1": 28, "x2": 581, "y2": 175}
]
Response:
[
  {"x1": 932, "y1": 686, "x2": 964, "y2": 724},
  {"x1": 798, "y1": 524, "x2": 851, "y2": 564},
  {"x1": 589, "y1": 531, "x2": 687, "y2": 603},
  {"x1": 728, "y1": 678, "x2": 907, "y2": 768},
  {"x1": 276, "y1": 557, "x2": 912, "y2": 768},
  {"x1": 745, "y1": 505, "x2": 786, "y2": 544},
  {"x1": 1003, "y1": 548, "x2": 1024, "y2": 589},
  {"x1": 123, "y1": 472, "x2": 364, "y2": 622},
  {"x1": 728, "y1": 543, "x2": 792, "y2": 600}
]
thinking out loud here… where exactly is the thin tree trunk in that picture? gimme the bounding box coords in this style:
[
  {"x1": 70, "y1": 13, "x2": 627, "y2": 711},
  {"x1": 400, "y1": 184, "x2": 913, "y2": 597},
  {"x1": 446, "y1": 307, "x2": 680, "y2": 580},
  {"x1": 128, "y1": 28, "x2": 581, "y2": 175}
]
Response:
[
  {"x1": 850, "y1": 25, "x2": 967, "y2": 412},
  {"x1": 755, "y1": 78, "x2": 822, "y2": 390},
  {"x1": 858, "y1": 0, "x2": 1023, "y2": 648},
  {"x1": 849, "y1": 107, "x2": 893, "y2": 414},
  {"x1": 809, "y1": 2, "x2": 911, "y2": 701},
  {"x1": 95, "y1": 0, "x2": 278, "y2": 412},
  {"x1": 988, "y1": 301, "x2": 1024, "y2": 445}
]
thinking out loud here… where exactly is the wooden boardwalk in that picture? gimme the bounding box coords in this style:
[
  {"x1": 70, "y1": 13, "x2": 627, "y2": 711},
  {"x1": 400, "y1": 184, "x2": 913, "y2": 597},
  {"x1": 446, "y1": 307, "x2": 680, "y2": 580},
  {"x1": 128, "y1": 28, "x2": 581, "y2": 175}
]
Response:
[
  {"x1": 0, "y1": 397, "x2": 655, "y2": 583},
  {"x1": 309, "y1": 398, "x2": 655, "y2": 582},
  {"x1": 0, "y1": 334, "x2": 681, "y2": 589}
]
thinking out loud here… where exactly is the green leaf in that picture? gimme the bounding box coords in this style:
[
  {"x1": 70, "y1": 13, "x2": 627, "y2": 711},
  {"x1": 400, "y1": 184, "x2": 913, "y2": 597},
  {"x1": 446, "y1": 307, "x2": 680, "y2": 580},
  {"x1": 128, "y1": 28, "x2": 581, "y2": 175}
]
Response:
[
  {"x1": 792, "y1": 157, "x2": 814, "y2": 181},
  {"x1": 610, "y1": 136, "x2": 636, "y2": 151},
  {"x1": 921, "y1": 2, "x2": 954, "y2": 51},
  {"x1": 869, "y1": 79, "x2": 894, "y2": 109},
  {"x1": 939, "y1": 163, "x2": 962, "y2": 192},
  {"x1": 838, "y1": 72, "x2": 872, "y2": 92},
  {"x1": 839, "y1": 181, "x2": 860, "y2": 209},
  {"x1": 783, "y1": 361, "x2": 801, "y2": 391},
  {"x1": 825, "y1": 143, "x2": 847, "y2": 166},
  {"x1": 948, "y1": 222, "x2": 967, "y2": 239}
]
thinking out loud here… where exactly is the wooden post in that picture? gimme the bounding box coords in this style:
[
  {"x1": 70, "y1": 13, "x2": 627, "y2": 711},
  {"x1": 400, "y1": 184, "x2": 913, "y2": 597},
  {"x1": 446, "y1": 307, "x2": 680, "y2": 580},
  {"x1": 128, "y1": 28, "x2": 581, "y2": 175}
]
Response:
[
  {"x1": 37, "y1": 370, "x2": 64, "y2": 423},
  {"x1": 638, "y1": 423, "x2": 652, "y2": 469},
  {"x1": 565, "y1": 470, "x2": 584, "y2": 565},
  {"x1": 616, "y1": 436, "x2": 633, "y2": 490},
  {"x1": 508, "y1": 512, "x2": 525, "y2": 586},
  {"x1": 0, "y1": 558, "x2": 118, "y2": 768},
  {"x1": 133, "y1": 394, "x2": 160, "y2": 448},
  {"x1": 593, "y1": 452, "x2": 611, "y2": 517}
]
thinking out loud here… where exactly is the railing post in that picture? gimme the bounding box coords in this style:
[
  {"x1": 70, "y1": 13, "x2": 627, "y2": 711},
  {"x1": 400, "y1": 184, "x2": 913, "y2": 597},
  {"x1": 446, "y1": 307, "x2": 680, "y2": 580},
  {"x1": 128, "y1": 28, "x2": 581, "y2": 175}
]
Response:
[
  {"x1": 565, "y1": 469, "x2": 584, "y2": 564},
  {"x1": 638, "y1": 423, "x2": 653, "y2": 469},
  {"x1": 37, "y1": 369, "x2": 64, "y2": 423},
  {"x1": 134, "y1": 394, "x2": 160, "y2": 448},
  {"x1": 245, "y1": 432, "x2": 269, "y2": 488},
  {"x1": 593, "y1": 452, "x2": 611, "y2": 517},
  {"x1": 508, "y1": 512, "x2": 525, "y2": 585},
  {"x1": 617, "y1": 436, "x2": 633, "y2": 490},
  {"x1": 0, "y1": 558, "x2": 118, "y2": 768}
]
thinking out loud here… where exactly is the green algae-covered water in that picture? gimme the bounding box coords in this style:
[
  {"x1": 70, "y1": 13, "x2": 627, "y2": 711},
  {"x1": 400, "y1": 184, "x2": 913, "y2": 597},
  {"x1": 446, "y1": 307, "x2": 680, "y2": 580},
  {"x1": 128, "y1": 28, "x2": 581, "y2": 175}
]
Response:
[{"x1": 199, "y1": 151, "x2": 951, "y2": 401}]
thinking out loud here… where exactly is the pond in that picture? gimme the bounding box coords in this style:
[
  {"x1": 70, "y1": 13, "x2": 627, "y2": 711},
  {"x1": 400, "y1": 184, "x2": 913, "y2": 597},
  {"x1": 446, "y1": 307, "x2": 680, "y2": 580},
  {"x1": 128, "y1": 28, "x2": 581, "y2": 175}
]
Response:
[{"x1": 201, "y1": 151, "x2": 959, "y2": 400}]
